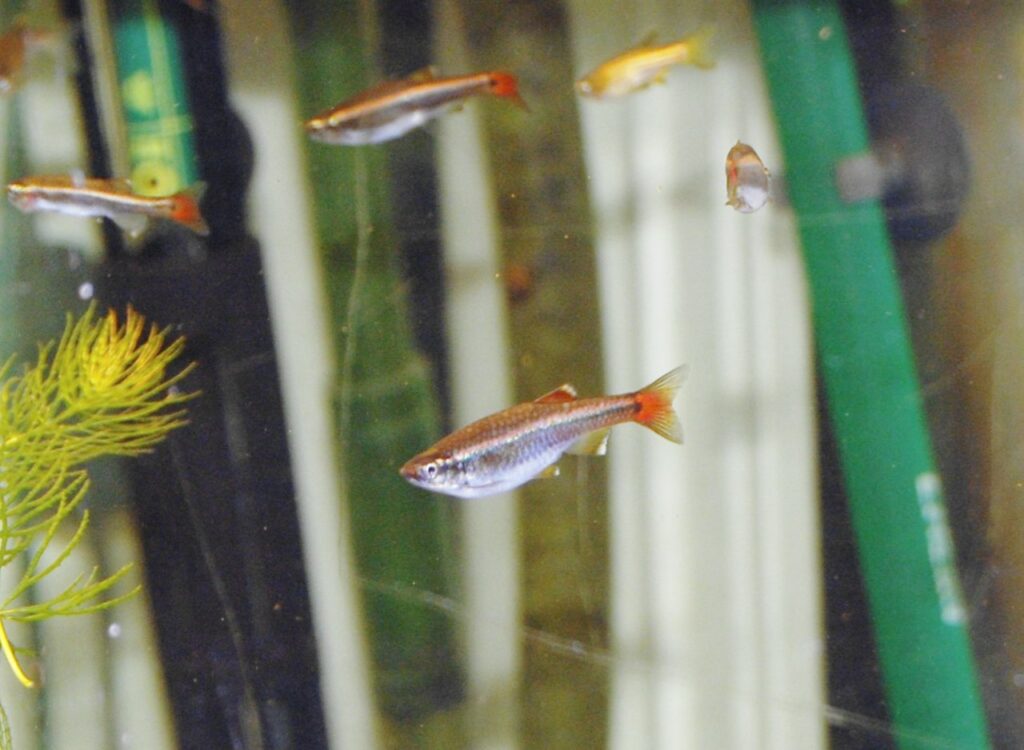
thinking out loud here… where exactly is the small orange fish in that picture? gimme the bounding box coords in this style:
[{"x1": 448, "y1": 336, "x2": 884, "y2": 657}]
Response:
[
  {"x1": 575, "y1": 27, "x2": 714, "y2": 99},
  {"x1": 400, "y1": 366, "x2": 686, "y2": 498},
  {"x1": 0, "y1": 20, "x2": 56, "y2": 95},
  {"x1": 305, "y1": 67, "x2": 528, "y2": 145},
  {"x1": 725, "y1": 141, "x2": 771, "y2": 213},
  {"x1": 7, "y1": 175, "x2": 209, "y2": 236}
]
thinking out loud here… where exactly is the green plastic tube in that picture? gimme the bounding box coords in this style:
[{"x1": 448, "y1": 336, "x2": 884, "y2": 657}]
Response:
[
  {"x1": 751, "y1": 2, "x2": 990, "y2": 748},
  {"x1": 110, "y1": 0, "x2": 199, "y2": 194}
]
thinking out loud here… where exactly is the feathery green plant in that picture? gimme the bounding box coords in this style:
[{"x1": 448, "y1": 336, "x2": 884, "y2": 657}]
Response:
[{"x1": 0, "y1": 304, "x2": 194, "y2": 688}]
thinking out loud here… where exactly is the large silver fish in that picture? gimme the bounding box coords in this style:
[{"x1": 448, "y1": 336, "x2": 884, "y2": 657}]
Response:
[{"x1": 400, "y1": 366, "x2": 686, "y2": 498}]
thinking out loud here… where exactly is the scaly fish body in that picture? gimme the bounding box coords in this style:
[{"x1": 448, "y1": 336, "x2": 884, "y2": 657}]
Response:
[
  {"x1": 725, "y1": 141, "x2": 771, "y2": 213},
  {"x1": 7, "y1": 175, "x2": 209, "y2": 236},
  {"x1": 576, "y1": 28, "x2": 714, "y2": 99},
  {"x1": 400, "y1": 366, "x2": 686, "y2": 498},
  {"x1": 305, "y1": 68, "x2": 527, "y2": 145}
]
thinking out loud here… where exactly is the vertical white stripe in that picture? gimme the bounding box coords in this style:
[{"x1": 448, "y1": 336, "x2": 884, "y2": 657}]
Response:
[
  {"x1": 569, "y1": 2, "x2": 823, "y2": 748},
  {"x1": 434, "y1": 3, "x2": 521, "y2": 748},
  {"x1": 103, "y1": 510, "x2": 178, "y2": 750},
  {"x1": 36, "y1": 530, "x2": 106, "y2": 750},
  {"x1": 220, "y1": 2, "x2": 380, "y2": 748}
]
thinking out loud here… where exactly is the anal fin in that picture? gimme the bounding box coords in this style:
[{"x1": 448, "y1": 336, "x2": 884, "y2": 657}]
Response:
[
  {"x1": 568, "y1": 428, "x2": 610, "y2": 456},
  {"x1": 110, "y1": 212, "x2": 148, "y2": 238}
]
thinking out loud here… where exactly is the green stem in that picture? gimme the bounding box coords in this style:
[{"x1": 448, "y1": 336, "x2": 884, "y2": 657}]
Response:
[{"x1": 0, "y1": 617, "x2": 33, "y2": 688}]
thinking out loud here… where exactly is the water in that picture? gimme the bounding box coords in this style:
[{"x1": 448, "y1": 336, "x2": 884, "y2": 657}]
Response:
[{"x1": 0, "y1": 0, "x2": 1018, "y2": 748}]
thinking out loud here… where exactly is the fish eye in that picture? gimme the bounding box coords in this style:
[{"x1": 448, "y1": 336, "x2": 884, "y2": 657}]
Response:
[{"x1": 424, "y1": 462, "x2": 438, "y2": 479}]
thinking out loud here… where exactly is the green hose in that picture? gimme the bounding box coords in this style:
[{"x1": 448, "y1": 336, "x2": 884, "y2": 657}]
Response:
[
  {"x1": 751, "y1": 2, "x2": 990, "y2": 748},
  {"x1": 110, "y1": 0, "x2": 199, "y2": 194}
]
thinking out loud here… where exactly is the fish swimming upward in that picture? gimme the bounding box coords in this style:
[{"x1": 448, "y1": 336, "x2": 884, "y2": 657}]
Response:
[
  {"x1": 400, "y1": 366, "x2": 686, "y2": 499},
  {"x1": 304, "y1": 67, "x2": 528, "y2": 146},
  {"x1": 725, "y1": 141, "x2": 771, "y2": 213},
  {"x1": 7, "y1": 175, "x2": 209, "y2": 237},
  {"x1": 575, "y1": 27, "x2": 714, "y2": 99}
]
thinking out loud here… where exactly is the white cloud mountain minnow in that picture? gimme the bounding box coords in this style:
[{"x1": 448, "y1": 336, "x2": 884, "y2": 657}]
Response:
[
  {"x1": 725, "y1": 141, "x2": 771, "y2": 213},
  {"x1": 400, "y1": 366, "x2": 686, "y2": 499},
  {"x1": 304, "y1": 67, "x2": 528, "y2": 146},
  {"x1": 7, "y1": 175, "x2": 209, "y2": 237},
  {"x1": 575, "y1": 28, "x2": 714, "y2": 99}
]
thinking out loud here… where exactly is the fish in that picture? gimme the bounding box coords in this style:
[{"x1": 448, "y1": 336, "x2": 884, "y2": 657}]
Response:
[
  {"x1": 7, "y1": 175, "x2": 209, "y2": 236},
  {"x1": 0, "y1": 19, "x2": 56, "y2": 95},
  {"x1": 304, "y1": 66, "x2": 528, "y2": 146},
  {"x1": 400, "y1": 366, "x2": 686, "y2": 498},
  {"x1": 575, "y1": 27, "x2": 714, "y2": 99},
  {"x1": 725, "y1": 141, "x2": 771, "y2": 213}
]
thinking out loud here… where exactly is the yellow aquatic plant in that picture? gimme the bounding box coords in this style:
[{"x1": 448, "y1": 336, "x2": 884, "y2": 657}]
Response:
[{"x1": 0, "y1": 304, "x2": 194, "y2": 688}]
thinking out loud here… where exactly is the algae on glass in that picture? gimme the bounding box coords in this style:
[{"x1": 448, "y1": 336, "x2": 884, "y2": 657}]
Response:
[{"x1": 0, "y1": 304, "x2": 194, "y2": 694}]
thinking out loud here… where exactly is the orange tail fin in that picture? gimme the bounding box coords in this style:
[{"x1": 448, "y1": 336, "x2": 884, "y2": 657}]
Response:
[
  {"x1": 487, "y1": 71, "x2": 530, "y2": 112},
  {"x1": 679, "y1": 25, "x2": 715, "y2": 70},
  {"x1": 169, "y1": 183, "x2": 209, "y2": 236},
  {"x1": 633, "y1": 365, "x2": 687, "y2": 443}
]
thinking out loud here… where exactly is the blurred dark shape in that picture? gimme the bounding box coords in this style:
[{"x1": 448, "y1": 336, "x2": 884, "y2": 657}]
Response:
[
  {"x1": 503, "y1": 262, "x2": 536, "y2": 304},
  {"x1": 867, "y1": 81, "x2": 971, "y2": 243}
]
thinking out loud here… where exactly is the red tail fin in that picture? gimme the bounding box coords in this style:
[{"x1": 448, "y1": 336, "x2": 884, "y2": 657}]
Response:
[
  {"x1": 487, "y1": 71, "x2": 529, "y2": 111},
  {"x1": 169, "y1": 183, "x2": 209, "y2": 236},
  {"x1": 633, "y1": 365, "x2": 687, "y2": 443}
]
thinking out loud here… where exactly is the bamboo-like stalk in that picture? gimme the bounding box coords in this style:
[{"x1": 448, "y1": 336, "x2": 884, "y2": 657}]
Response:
[
  {"x1": 284, "y1": 0, "x2": 462, "y2": 724},
  {"x1": 452, "y1": 1, "x2": 610, "y2": 746}
]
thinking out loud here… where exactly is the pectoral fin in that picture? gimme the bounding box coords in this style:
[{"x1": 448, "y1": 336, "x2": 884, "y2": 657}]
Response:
[
  {"x1": 406, "y1": 65, "x2": 439, "y2": 83},
  {"x1": 568, "y1": 428, "x2": 610, "y2": 456}
]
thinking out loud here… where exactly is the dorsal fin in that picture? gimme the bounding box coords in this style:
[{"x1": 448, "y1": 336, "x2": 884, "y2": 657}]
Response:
[
  {"x1": 405, "y1": 66, "x2": 438, "y2": 83},
  {"x1": 633, "y1": 30, "x2": 658, "y2": 49},
  {"x1": 533, "y1": 384, "x2": 578, "y2": 404},
  {"x1": 108, "y1": 177, "x2": 133, "y2": 193}
]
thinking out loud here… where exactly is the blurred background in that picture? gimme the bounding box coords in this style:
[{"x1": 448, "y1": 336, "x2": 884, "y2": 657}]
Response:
[{"x1": 0, "y1": 0, "x2": 1017, "y2": 748}]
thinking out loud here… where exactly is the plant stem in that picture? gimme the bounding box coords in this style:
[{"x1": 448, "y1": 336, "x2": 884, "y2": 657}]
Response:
[{"x1": 0, "y1": 618, "x2": 33, "y2": 688}]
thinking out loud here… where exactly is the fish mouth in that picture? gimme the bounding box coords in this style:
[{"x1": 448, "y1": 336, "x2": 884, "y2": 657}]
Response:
[
  {"x1": 6, "y1": 185, "x2": 32, "y2": 210},
  {"x1": 398, "y1": 461, "x2": 419, "y2": 482},
  {"x1": 303, "y1": 118, "x2": 330, "y2": 136}
]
